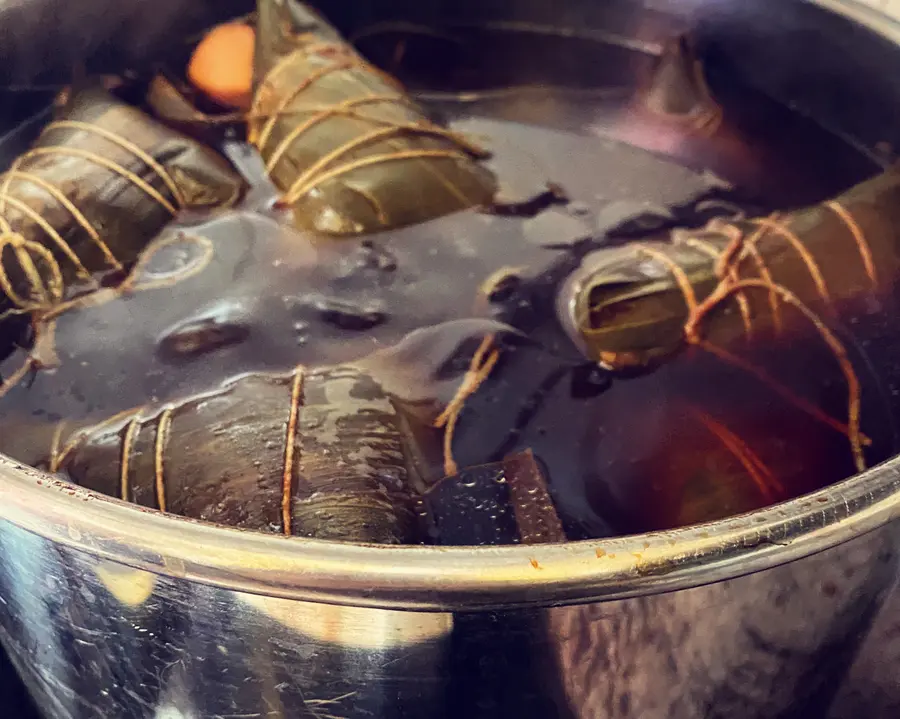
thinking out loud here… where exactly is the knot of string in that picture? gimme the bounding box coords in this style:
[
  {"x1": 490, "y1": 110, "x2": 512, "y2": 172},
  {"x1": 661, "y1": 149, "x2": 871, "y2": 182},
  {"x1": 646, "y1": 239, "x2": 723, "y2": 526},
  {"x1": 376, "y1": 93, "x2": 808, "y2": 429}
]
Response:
[
  {"x1": 249, "y1": 41, "x2": 489, "y2": 209},
  {"x1": 0, "y1": 120, "x2": 183, "y2": 316}
]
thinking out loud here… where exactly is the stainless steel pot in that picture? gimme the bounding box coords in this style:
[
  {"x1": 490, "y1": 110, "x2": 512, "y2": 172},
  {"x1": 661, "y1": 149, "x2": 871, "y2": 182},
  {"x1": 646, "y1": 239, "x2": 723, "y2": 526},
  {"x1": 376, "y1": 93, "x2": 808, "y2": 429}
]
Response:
[{"x1": 3, "y1": 1, "x2": 900, "y2": 718}]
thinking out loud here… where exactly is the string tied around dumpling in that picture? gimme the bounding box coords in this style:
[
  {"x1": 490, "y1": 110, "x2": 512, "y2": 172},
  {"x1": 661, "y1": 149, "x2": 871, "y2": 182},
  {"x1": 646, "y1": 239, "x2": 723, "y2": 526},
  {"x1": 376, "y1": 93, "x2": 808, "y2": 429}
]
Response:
[
  {"x1": 0, "y1": 120, "x2": 185, "y2": 318},
  {"x1": 249, "y1": 41, "x2": 491, "y2": 212}
]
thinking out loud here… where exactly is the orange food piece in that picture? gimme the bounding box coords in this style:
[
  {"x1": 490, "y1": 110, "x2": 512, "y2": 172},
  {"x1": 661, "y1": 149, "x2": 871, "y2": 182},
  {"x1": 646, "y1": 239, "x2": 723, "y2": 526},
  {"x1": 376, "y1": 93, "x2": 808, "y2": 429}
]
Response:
[{"x1": 187, "y1": 22, "x2": 256, "y2": 110}]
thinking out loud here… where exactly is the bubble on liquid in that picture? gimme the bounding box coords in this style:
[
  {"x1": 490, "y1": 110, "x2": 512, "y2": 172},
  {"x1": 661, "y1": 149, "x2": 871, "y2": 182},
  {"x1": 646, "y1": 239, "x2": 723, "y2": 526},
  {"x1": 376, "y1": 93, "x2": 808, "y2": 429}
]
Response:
[
  {"x1": 292, "y1": 319, "x2": 311, "y2": 346},
  {"x1": 136, "y1": 231, "x2": 213, "y2": 283},
  {"x1": 156, "y1": 301, "x2": 251, "y2": 362},
  {"x1": 483, "y1": 269, "x2": 523, "y2": 304},
  {"x1": 335, "y1": 241, "x2": 399, "y2": 279},
  {"x1": 567, "y1": 201, "x2": 592, "y2": 217},
  {"x1": 288, "y1": 293, "x2": 387, "y2": 332}
]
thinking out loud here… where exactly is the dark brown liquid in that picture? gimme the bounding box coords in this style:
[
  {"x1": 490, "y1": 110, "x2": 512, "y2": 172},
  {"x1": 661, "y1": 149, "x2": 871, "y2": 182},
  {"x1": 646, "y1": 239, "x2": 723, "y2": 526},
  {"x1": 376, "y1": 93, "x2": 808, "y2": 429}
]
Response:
[{"x1": 0, "y1": 25, "x2": 893, "y2": 543}]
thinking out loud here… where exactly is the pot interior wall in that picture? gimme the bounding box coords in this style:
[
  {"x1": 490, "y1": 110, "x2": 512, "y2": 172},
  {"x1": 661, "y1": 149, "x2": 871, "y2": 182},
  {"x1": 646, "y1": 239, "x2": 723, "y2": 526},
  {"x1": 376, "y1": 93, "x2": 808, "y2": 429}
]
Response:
[{"x1": 315, "y1": 0, "x2": 900, "y2": 162}]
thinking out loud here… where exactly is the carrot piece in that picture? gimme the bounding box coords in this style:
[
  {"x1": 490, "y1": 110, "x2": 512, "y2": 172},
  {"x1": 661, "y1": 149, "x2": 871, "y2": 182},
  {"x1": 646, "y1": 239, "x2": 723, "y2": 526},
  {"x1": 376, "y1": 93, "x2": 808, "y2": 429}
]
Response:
[{"x1": 187, "y1": 23, "x2": 256, "y2": 110}]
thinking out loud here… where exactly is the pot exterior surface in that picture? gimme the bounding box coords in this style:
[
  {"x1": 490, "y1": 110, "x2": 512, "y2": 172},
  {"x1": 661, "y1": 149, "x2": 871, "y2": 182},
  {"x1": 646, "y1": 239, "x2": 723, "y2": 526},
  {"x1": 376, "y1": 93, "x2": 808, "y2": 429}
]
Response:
[{"x1": 1, "y1": 517, "x2": 897, "y2": 719}]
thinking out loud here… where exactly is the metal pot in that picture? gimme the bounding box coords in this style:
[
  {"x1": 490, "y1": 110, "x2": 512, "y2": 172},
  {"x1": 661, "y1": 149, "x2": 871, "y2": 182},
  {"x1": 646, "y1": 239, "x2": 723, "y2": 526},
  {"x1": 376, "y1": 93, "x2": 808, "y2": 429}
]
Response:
[{"x1": 3, "y1": 1, "x2": 900, "y2": 717}]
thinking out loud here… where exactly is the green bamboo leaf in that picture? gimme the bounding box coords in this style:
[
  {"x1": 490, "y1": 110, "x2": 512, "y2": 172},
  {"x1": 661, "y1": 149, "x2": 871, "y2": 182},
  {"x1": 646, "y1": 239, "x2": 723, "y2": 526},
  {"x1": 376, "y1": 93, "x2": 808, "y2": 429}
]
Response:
[{"x1": 249, "y1": 0, "x2": 498, "y2": 236}]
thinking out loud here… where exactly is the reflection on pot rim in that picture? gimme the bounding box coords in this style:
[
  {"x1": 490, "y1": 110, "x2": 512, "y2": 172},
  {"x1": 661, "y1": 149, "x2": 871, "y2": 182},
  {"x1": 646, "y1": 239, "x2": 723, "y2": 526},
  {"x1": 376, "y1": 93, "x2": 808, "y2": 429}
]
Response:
[
  {"x1": 1, "y1": 447, "x2": 899, "y2": 612},
  {"x1": 2, "y1": 0, "x2": 900, "y2": 612}
]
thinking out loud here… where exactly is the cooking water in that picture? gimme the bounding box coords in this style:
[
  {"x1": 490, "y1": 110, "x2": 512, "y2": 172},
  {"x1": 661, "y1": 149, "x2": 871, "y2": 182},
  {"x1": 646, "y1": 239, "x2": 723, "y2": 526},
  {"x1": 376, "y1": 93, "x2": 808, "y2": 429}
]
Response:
[{"x1": 1, "y1": 26, "x2": 896, "y2": 541}]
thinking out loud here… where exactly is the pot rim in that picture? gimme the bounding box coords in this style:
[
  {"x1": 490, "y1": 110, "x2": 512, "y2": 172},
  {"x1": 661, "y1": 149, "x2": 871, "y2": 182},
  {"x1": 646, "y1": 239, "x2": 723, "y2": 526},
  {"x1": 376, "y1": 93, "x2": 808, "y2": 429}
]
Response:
[
  {"x1": 2, "y1": 0, "x2": 900, "y2": 612},
  {"x1": 2, "y1": 438, "x2": 899, "y2": 612}
]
